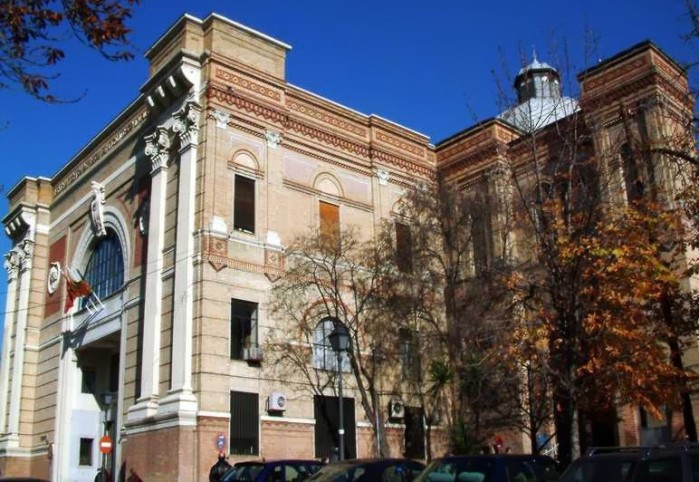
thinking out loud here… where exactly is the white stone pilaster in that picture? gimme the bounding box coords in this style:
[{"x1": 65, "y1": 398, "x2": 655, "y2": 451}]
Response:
[
  {"x1": 128, "y1": 126, "x2": 170, "y2": 421},
  {"x1": 0, "y1": 249, "x2": 20, "y2": 436},
  {"x1": 7, "y1": 237, "x2": 34, "y2": 443},
  {"x1": 159, "y1": 101, "x2": 200, "y2": 420}
]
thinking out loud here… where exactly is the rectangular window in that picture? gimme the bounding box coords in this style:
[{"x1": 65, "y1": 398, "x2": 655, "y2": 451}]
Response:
[
  {"x1": 231, "y1": 299, "x2": 259, "y2": 361},
  {"x1": 230, "y1": 391, "x2": 259, "y2": 455},
  {"x1": 81, "y1": 368, "x2": 96, "y2": 394},
  {"x1": 395, "y1": 222, "x2": 412, "y2": 273},
  {"x1": 319, "y1": 201, "x2": 340, "y2": 248},
  {"x1": 234, "y1": 175, "x2": 255, "y2": 233},
  {"x1": 399, "y1": 329, "x2": 421, "y2": 381},
  {"x1": 79, "y1": 438, "x2": 93, "y2": 466}
]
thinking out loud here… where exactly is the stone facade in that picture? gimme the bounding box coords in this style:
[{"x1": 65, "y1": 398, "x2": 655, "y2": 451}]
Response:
[{"x1": 0, "y1": 12, "x2": 693, "y2": 482}]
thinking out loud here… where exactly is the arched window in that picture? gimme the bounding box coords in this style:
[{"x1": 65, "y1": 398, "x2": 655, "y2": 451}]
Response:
[
  {"x1": 312, "y1": 318, "x2": 350, "y2": 372},
  {"x1": 83, "y1": 230, "x2": 124, "y2": 302}
]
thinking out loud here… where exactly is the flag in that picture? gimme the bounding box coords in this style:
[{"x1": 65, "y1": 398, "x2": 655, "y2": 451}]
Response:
[{"x1": 64, "y1": 268, "x2": 94, "y2": 313}]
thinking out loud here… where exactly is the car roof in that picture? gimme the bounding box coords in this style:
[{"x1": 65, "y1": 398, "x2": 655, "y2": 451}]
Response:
[{"x1": 236, "y1": 459, "x2": 321, "y2": 465}]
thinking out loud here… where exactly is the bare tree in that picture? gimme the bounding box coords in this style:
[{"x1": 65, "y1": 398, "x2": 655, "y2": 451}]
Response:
[{"x1": 266, "y1": 227, "x2": 398, "y2": 458}]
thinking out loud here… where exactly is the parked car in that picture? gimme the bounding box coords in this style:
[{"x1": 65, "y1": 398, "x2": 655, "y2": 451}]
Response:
[
  {"x1": 220, "y1": 459, "x2": 324, "y2": 482},
  {"x1": 414, "y1": 454, "x2": 560, "y2": 482},
  {"x1": 307, "y1": 458, "x2": 425, "y2": 482},
  {"x1": 558, "y1": 444, "x2": 699, "y2": 482}
]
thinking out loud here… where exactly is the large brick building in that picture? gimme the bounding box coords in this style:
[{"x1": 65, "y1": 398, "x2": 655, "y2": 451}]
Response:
[{"x1": 0, "y1": 11, "x2": 693, "y2": 482}]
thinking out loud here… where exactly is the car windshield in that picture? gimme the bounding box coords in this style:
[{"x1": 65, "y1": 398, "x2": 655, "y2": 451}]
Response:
[
  {"x1": 221, "y1": 463, "x2": 265, "y2": 482},
  {"x1": 414, "y1": 458, "x2": 493, "y2": 482},
  {"x1": 308, "y1": 462, "x2": 370, "y2": 482},
  {"x1": 558, "y1": 458, "x2": 637, "y2": 482}
]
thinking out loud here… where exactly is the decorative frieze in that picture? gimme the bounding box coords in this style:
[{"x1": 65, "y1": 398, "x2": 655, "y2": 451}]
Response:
[{"x1": 54, "y1": 109, "x2": 148, "y2": 196}]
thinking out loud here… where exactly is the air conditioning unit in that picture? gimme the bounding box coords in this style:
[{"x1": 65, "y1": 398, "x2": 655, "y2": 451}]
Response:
[
  {"x1": 389, "y1": 398, "x2": 405, "y2": 420},
  {"x1": 268, "y1": 392, "x2": 287, "y2": 412},
  {"x1": 243, "y1": 346, "x2": 263, "y2": 362}
]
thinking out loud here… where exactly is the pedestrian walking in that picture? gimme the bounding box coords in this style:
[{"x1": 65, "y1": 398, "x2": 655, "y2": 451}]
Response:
[{"x1": 209, "y1": 451, "x2": 232, "y2": 482}]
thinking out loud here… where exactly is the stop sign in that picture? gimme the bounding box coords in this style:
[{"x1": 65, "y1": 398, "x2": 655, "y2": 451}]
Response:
[{"x1": 99, "y1": 435, "x2": 113, "y2": 454}]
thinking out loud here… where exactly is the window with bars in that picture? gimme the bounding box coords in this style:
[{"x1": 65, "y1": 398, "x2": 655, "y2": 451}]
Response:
[
  {"x1": 83, "y1": 231, "x2": 124, "y2": 303},
  {"x1": 230, "y1": 391, "x2": 259, "y2": 455},
  {"x1": 399, "y1": 328, "x2": 421, "y2": 381},
  {"x1": 234, "y1": 175, "x2": 256, "y2": 233}
]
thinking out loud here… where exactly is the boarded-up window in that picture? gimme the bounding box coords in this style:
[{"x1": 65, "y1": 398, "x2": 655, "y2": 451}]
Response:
[
  {"x1": 319, "y1": 201, "x2": 340, "y2": 248},
  {"x1": 234, "y1": 175, "x2": 255, "y2": 233},
  {"x1": 395, "y1": 223, "x2": 412, "y2": 273},
  {"x1": 230, "y1": 391, "x2": 259, "y2": 455}
]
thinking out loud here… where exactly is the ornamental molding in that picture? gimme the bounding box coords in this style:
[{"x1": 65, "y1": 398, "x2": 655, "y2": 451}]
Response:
[
  {"x1": 376, "y1": 169, "x2": 390, "y2": 185},
  {"x1": 17, "y1": 238, "x2": 35, "y2": 271},
  {"x1": 54, "y1": 108, "x2": 149, "y2": 196},
  {"x1": 286, "y1": 98, "x2": 367, "y2": 137},
  {"x1": 583, "y1": 57, "x2": 648, "y2": 94},
  {"x1": 47, "y1": 262, "x2": 61, "y2": 294},
  {"x1": 90, "y1": 181, "x2": 107, "y2": 238},
  {"x1": 4, "y1": 249, "x2": 20, "y2": 281},
  {"x1": 212, "y1": 110, "x2": 231, "y2": 129},
  {"x1": 208, "y1": 85, "x2": 287, "y2": 124},
  {"x1": 172, "y1": 100, "x2": 201, "y2": 147},
  {"x1": 144, "y1": 126, "x2": 172, "y2": 173},
  {"x1": 286, "y1": 119, "x2": 369, "y2": 156},
  {"x1": 265, "y1": 130, "x2": 282, "y2": 148},
  {"x1": 214, "y1": 67, "x2": 283, "y2": 102},
  {"x1": 372, "y1": 149, "x2": 433, "y2": 177},
  {"x1": 375, "y1": 132, "x2": 426, "y2": 157}
]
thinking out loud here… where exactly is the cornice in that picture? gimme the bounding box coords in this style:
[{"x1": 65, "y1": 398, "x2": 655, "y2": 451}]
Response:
[{"x1": 52, "y1": 105, "x2": 149, "y2": 199}]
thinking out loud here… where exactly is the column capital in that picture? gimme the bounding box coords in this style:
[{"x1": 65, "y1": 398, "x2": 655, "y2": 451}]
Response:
[
  {"x1": 144, "y1": 126, "x2": 172, "y2": 174},
  {"x1": 172, "y1": 100, "x2": 201, "y2": 148},
  {"x1": 4, "y1": 249, "x2": 20, "y2": 281}
]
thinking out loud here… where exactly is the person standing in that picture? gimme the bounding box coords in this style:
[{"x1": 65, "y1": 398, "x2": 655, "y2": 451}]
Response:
[{"x1": 209, "y1": 451, "x2": 233, "y2": 482}]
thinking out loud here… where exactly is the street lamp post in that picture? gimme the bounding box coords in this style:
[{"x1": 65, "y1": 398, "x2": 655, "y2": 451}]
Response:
[
  {"x1": 328, "y1": 321, "x2": 350, "y2": 461},
  {"x1": 100, "y1": 392, "x2": 114, "y2": 482}
]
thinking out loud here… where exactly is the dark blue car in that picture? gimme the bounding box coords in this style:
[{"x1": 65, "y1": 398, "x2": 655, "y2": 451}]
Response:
[
  {"x1": 414, "y1": 454, "x2": 560, "y2": 482},
  {"x1": 307, "y1": 458, "x2": 425, "y2": 482},
  {"x1": 220, "y1": 459, "x2": 324, "y2": 482}
]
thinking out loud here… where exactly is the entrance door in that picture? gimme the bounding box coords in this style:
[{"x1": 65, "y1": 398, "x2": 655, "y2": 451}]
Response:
[
  {"x1": 314, "y1": 395, "x2": 356, "y2": 460},
  {"x1": 404, "y1": 406, "x2": 425, "y2": 459}
]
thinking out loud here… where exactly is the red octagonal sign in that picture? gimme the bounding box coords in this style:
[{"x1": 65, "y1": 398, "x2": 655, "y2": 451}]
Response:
[{"x1": 99, "y1": 435, "x2": 113, "y2": 454}]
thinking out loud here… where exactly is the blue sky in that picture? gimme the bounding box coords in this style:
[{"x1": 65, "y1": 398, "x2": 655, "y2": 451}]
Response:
[{"x1": 0, "y1": 0, "x2": 695, "y2": 338}]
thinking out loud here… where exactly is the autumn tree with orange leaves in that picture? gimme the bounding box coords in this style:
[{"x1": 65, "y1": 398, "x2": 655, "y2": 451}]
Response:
[
  {"x1": 496, "y1": 86, "x2": 699, "y2": 466},
  {"x1": 0, "y1": 0, "x2": 140, "y2": 101}
]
